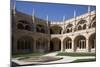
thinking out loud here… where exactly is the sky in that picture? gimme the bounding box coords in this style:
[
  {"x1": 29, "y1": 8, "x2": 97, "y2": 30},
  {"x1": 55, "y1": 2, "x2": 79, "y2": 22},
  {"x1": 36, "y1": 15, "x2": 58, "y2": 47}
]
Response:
[{"x1": 13, "y1": 0, "x2": 96, "y2": 22}]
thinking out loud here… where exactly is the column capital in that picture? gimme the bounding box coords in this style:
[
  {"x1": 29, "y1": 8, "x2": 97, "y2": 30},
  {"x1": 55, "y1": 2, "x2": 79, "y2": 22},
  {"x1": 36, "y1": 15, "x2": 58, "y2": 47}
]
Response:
[{"x1": 86, "y1": 38, "x2": 89, "y2": 40}]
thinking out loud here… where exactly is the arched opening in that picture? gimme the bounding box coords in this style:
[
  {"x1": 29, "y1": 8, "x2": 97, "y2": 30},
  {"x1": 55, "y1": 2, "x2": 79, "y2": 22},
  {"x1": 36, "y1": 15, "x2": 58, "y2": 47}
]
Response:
[
  {"x1": 70, "y1": 28, "x2": 72, "y2": 32},
  {"x1": 25, "y1": 25, "x2": 31, "y2": 31},
  {"x1": 50, "y1": 38, "x2": 61, "y2": 51},
  {"x1": 66, "y1": 29, "x2": 70, "y2": 33},
  {"x1": 36, "y1": 38, "x2": 48, "y2": 52},
  {"x1": 91, "y1": 22, "x2": 96, "y2": 28},
  {"x1": 74, "y1": 35, "x2": 86, "y2": 52},
  {"x1": 92, "y1": 16, "x2": 96, "y2": 22},
  {"x1": 17, "y1": 23, "x2": 24, "y2": 30},
  {"x1": 36, "y1": 24, "x2": 46, "y2": 33},
  {"x1": 50, "y1": 28, "x2": 53, "y2": 34},
  {"x1": 64, "y1": 24, "x2": 73, "y2": 33},
  {"x1": 17, "y1": 36, "x2": 33, "y2": 53},
  {"x1": 89, "y1": 33, "x2": 96, "y2": 52},
  {"x1": 83, "y1": 24, "x2": 86, "y2": 30},
  {"x1": 50, "y1": 25, "x2": 62, "y2": 34},
  {"x1": 17, "y1": 20, "x2": 32, "y2": 31},
  {"x1": 77, "y1": 19, "x2": 87, "y2": 25},
  {"x1": 76, "y1": 19, "x2": 87, "y2": 31},
  {"x1": 78, "y1": 25, "x2": 82, "y2": 30},
  {"x1": 63, "y1": 37, "x2": 72, "y2": 50},
  {"x1": 89, "y1": 16, "x2": 96, "y2": 28}
]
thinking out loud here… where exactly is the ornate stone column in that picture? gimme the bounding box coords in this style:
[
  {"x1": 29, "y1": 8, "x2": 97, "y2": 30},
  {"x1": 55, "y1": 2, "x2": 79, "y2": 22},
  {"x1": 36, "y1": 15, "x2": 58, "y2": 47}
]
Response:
[
  {"x1": 86, "y1": 38, "x2": 90, "y2": 52},
  {"x1": 61, "y1": 40, "x2": 64, "y2": 52},
  {"x1": 72, "y1": 39, "x2": 75, "y2": 52}
]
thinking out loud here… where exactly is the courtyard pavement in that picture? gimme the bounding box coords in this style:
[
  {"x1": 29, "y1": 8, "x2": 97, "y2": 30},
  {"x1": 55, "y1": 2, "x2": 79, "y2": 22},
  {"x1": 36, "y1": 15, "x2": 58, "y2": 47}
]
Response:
[
  {"x1": 43, "y1": 51, "x2": 95, "y2": 64},
  {"x1": 12, "y1": 51, "x2": 95, "y2": 66}
]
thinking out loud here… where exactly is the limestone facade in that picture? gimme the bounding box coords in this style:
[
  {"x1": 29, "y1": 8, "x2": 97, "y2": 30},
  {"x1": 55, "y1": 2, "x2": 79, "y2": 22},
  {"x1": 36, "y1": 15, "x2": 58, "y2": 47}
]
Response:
[{"x1": 12, "y1": 10, "x2": 96, "y2": 53}]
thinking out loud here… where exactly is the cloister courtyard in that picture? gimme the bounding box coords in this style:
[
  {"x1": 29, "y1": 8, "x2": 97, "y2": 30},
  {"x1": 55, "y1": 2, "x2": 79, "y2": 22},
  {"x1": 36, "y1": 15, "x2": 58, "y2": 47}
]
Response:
[{"x1": 11, "y1": 1, "x2": 96, "y2": 66}]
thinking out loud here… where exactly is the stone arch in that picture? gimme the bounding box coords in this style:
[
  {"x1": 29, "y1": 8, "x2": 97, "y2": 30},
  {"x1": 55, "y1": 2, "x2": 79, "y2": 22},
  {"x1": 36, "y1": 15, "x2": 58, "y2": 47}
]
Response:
[
  {"x1": 17, "y1": 20, "x2": 32, "y2": 31},
  {"x1": 66, "y1": 24, "x2": 73, "y2": 28},
  {"x1": 83, "y1": 24, "x2": 87, "y2": 30},
  {"x1": 17, "y1": 23, "x2": 24, "y2": 30},
  {"x1": 74, "y1": 35, "x2": 86, "y2": 52},
  {"x1": 89, "y1": 16, "x2": 96, "y2": 28},
  {"x1": 25, "y1": 25, "x2": 31, "y2": 31},
  {"x1": 77, "y1": 25, "x2": 82, "y2": 30},
  {"x1": 64, "y1": 24, "x2": 73, "y2": 33},
  {"x1": 50, "y1": 38, "x2": 61, "y2": 51},
  {"x1": 17, "y1": 36, "x2": 34, "y2": 53},
  {"x1": 91, "y1": 16, "x2": 96, "y2": 22},
  {"x1": 36, "y1": 38, "x2": 48, "y2": 52},
  {"x1": 63, "y1": 37, "x2": 72, "y2": 50},
  {"x1": 77, "y1": 19, "x2": 87, "y2": 25},
  {"x1": 50, "y1": 25, "x2": 62, "y2": 34},
  {"x1": 66, "y1": 29, "x2": 70, "y2": 33},
  {"x1": 36, "y1": 24, "x2": 46, "y2": 33},
  {"x1": 91, "y1": 22, "x2": 96, "y2": 28},
  {"x1": 89, "y1": 33, "x2": 96, "y2": 52},
  {"x1": 76, "y1": 19, "x2": 87, "y2": 31}
]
